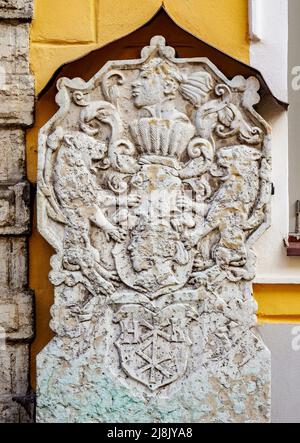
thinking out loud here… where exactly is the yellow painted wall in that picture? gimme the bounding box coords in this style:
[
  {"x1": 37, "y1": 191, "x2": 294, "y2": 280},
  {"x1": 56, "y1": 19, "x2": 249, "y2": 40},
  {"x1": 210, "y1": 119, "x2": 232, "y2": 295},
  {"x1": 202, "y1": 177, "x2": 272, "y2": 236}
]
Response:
[
  {"x1": 27, "y1": 0, "x2": 300, "y2": 385},
  {"x1": 30, "y1": 0, "x2": 250, "y2": 94}
]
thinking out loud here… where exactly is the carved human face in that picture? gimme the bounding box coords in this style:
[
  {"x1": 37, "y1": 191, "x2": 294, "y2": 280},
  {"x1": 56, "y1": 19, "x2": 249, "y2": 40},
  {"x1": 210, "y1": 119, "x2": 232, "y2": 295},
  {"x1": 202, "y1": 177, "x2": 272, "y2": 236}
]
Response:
[
  {"x1": 132, "y1": 69, "x2": 166, "y2": 108},
  {"x1": 127, "y1": 224, "x2": 187, "y2": 274},
  {"x1": 127, "y1": 234, "x2": 153, "y2": 272},
  {"x1": 81, "y1": 138, "x2": 106, "y2": 171},
  {"x1": 217, "y1": 149, "x2": 234, "y2": 168},
  {"x1": 88, "y1": 140, "x2": 106, "y2": 161}
]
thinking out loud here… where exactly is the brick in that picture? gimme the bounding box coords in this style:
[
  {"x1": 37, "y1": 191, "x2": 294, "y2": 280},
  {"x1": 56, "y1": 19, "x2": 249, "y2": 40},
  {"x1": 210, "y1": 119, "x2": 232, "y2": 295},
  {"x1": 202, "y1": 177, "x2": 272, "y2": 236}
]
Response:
[
  {"x1": 0, "y1": 23, "x2": 34, "y2": 126},
  {"x1": 0, "y1": 182, "x2": 30, "y2": 235},
  {"x1": 0, "y1": 0, "x2": 33, "y2": 20},
  {"x1": 0, "y1": 291, "x2": 34, "y2": 340},
  {"x1": 0, "y1": 238, "x2": 28, "y2": 290},
  {"x1": 0, "y1": 344, "x2": 31, "y2": 423},
  {"x1": 0, "y1": 303, "x2": 18, "y2": 333},
  {"x1": 0, "y1": 400, "x2": 32, "y2": 423},
  {"x1": 0, "y1": 129, "x2": 25, "y2": 182},
  {"x1": 0, "y1": 74, "x2": 34, "y2": 126},
  {"x1": 0, "y1": 23, "x2": 30, "y2": 75},
  {"x1": 0, "y1": 344, "x2": 29, "y2": 395},
  {"x1": 0, "y1": 401, "x2": 20, "y2": 423},
  {"x1": 0, "y1": 0, "x2": 34, "y2": 425}
]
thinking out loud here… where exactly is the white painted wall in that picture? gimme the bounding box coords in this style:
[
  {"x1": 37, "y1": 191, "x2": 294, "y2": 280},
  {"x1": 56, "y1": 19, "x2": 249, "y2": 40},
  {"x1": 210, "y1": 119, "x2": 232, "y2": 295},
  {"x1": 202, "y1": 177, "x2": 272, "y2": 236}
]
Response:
[
  {"x1": 248, "y1": 0, "x2": 300, "y2": 282},
  {"x1": 249, "y1": 0, "x2": 288, "y2": 102},
  {"x1": 258, "y1": 324, "x2": 300, "y2": 423},
  {"x1": 288, "y1": 0, "x2": 300, "y2": 233},
  {"x1": 255, "y1": 106, "x2": 300, "y2": 283}
]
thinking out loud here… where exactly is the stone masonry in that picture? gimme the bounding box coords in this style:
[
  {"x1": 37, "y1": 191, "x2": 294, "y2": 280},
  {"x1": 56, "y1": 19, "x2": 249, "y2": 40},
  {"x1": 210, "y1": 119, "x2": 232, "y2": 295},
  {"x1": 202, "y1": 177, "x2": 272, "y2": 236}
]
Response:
[{"x1": 0, "y1": 0, "x2": 34, "y2": 423}]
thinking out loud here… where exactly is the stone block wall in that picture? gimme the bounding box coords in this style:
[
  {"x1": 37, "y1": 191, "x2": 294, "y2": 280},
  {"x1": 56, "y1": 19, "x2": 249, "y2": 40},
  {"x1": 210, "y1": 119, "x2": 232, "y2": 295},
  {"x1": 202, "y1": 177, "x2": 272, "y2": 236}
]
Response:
[{"x1": 0, "y1": 0, "x2": 34, "y2": 423}]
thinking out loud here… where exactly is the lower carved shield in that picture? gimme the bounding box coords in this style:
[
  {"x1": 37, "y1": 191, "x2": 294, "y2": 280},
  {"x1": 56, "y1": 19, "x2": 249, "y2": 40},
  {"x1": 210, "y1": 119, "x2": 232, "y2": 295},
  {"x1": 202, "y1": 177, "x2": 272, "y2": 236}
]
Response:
[{"x1": 113, "y1": 304, "x2": 198, "y2": 391}]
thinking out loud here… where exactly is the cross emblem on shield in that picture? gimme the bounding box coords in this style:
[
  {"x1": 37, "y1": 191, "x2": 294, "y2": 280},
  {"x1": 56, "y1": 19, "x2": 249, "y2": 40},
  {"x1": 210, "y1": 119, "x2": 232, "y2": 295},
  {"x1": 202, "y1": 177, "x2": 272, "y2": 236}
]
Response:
[{"x1": 113, "y1": 304, "x2": 198, "y2": 390}]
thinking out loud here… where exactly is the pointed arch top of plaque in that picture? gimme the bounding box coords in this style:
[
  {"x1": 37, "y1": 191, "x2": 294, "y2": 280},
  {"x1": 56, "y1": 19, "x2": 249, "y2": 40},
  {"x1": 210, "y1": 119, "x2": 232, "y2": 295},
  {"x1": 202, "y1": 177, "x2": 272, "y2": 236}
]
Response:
[{"x1": 38, "y1": 7, "x2": 286, "y2": 110}]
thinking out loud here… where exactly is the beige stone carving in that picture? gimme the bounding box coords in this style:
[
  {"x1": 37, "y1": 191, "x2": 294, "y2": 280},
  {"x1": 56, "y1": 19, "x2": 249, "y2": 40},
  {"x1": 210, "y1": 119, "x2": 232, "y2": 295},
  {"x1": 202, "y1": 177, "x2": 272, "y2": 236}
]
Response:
[{"x1": 37, "y1": 36, "x2": 271, "y2": 423}]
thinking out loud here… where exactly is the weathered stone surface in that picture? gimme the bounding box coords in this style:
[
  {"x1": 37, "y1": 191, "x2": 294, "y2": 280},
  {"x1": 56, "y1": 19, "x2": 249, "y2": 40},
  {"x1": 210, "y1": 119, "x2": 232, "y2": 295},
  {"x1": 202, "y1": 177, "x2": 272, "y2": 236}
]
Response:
[
  {"x1": 0, "y1": 2, "x2": 34, "y2": 424},
  {"x1": 0, "y1": 129, "x2": 25, "y2": 182},
  {"x1": 0, "y1": 23, "x2": 30, "y2": 75},
  {"x1": 37, "y1": 282, "x2": 270, "y2": 423},
  {"x1": 0, "y1": 237, "x2": 33, "y2": 339},
  {"x1": 0, "y1": 23, "x2": 34, "y2": 126},
  {"x1": 0, "y1": 291, "x2": 34, "y2": 341},
  {"x1": 37, "y1": 36, "x2": 272, "y2": 423},
  {"x1": 0, "y1": 344, "x2": 29, "y2": 395},
  {"x1": 0, "y1": 238, "x2": 28, "y2": 290},
  {"x1": 0, "y1": 344, "x2": 32, "y2": 423},
  {"x1": 0, "y1": 237, "x2": 34, "y2": 422},
  {"x1": 0, "y1": 0, "x2": 33, "y2": 20},
  {"x1": 0, "y1": 182, "x2": 30, "y2": 235},
  {"x1": 0, "y1": 401, "x2": 28, "y2": 423},
  {"x1": 0, "y1": 74, "x2": 34, "y2": 126}
]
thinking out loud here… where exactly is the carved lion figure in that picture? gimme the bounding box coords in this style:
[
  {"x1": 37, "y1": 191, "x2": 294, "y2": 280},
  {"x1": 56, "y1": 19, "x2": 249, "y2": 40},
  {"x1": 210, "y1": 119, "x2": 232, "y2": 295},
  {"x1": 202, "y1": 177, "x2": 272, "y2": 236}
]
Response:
[{"x1": 53, "y1": 131, "x2": 125, "y2": 296}]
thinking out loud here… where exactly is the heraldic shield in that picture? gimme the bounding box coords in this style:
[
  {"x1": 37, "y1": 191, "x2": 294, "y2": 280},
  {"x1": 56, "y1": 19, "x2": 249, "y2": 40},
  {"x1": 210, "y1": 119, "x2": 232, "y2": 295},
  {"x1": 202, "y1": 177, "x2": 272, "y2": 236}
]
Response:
[{"x1": 113, "y1": 304, "x2": 198, "y2": 391}]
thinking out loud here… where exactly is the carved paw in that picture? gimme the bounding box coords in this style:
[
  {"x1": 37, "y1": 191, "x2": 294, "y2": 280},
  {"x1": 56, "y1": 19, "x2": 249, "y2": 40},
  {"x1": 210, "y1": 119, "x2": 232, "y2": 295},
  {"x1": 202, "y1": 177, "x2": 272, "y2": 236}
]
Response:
[
  {"x1": 189, "y1": 272, "x2": 207, "y2": 286},
  {"x1": 171, "y1": 218, "x2": 184, "y2": 233},
  {"x1": 193, "y1": 257, "x2": 215, "y2": 272},
  {"x1": 97, "y1": 266, "x2": 120, "y2": 286},
  {"x1": 106, "y1": 227, "x2": 127, "y2": 242},
  {"x1": 109, "y1": 271, "x2": 121, "y2": 287},
  {"x1": 97, "y1": 278, "x2": 115, "y2": 296}
]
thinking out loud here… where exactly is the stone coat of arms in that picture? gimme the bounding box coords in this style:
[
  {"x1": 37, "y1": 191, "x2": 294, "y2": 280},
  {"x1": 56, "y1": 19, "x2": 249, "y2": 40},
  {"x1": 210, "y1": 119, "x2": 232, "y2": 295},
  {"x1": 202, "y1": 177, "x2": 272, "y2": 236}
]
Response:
[{"x1": 37, "y1": 36, "x2": 271, "y2": 422}]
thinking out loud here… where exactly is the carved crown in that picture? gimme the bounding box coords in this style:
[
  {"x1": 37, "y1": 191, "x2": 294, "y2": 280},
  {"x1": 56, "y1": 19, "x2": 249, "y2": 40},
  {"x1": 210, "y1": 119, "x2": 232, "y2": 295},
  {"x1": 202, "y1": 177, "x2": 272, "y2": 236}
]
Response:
[{"x1": 130, "y1": 118, "x2": 195, "y2": 160}]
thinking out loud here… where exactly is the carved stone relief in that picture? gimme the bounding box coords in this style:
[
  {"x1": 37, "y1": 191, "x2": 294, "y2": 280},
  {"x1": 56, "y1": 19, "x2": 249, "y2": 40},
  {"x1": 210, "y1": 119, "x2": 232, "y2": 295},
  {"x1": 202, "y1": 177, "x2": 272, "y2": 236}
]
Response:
[{"x1": 37, "y1": 36, "x2": 271, "y2": 423}]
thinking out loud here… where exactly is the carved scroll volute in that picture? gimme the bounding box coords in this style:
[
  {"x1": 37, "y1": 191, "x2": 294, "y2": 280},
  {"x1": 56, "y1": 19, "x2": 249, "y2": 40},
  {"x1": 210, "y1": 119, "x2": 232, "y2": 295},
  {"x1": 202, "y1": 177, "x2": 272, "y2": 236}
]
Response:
[
  {"x1": 179, "y1": 137, "x2": 214, "y2": 180},
  {"x1": 196, "y1": 82, "x2": 264, "y2": 147}
]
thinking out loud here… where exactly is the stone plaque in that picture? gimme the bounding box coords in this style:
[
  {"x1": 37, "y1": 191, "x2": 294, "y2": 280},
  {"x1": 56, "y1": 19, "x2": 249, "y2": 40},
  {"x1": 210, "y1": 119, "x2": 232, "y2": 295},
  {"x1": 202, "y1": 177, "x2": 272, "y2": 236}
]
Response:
[{"x1": 37, "y1": 36, "x2": 271, "y2": 423}]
